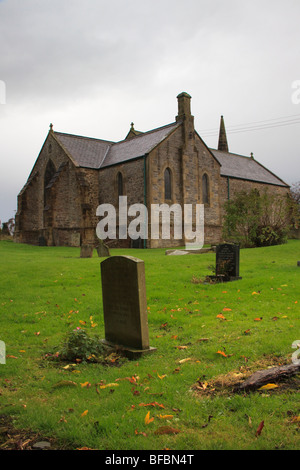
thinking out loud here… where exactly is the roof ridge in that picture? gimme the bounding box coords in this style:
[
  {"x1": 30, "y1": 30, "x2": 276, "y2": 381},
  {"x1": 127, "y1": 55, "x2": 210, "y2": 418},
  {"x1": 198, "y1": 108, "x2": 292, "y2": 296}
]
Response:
[
  {"x1": 112, "y1": 121, "x2": 179, "y2": 146},
  {"x1": 210, "y1": 147, "x2": 251, "y2": 159},
  {"x1": 54, "y1": 131, "x2": 115, "y2": 145}
]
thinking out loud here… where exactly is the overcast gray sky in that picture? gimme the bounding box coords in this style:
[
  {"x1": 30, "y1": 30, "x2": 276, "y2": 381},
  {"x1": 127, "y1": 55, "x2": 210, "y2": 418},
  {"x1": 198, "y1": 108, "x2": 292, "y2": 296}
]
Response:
[{"x1": 0, "y1": 0, "x2": 299, "y2": 223}]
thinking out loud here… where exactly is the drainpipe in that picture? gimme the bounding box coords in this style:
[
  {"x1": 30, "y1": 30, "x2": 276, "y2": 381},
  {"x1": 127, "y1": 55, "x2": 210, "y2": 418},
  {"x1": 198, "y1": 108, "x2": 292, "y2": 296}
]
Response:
[{"x1": 143, "y1": 155, "x2": 147, "y2": 249}]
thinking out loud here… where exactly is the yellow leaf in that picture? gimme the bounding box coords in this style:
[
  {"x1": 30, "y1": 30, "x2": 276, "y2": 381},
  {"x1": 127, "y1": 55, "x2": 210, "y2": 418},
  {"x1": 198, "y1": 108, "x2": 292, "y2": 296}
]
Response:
[
  {"x1": 145, "y1": 411, "x2": 154, "y2": 425},
  {"x1": 80, "y1": 382, "x2": 91, "y2": 388},
  {"x1": 81, "y1": 410, "x2": 88, "y2": 417},
  {"x1": 99, "y1": 383, "x2": 119, "y2": 389},
  {"x1": 158, "y1": 414, "x2": 174, "y2": 420},
  {"x1": 157, "y1": 374, "x2": 166, "y2": 379},
  {"x1": 258, "y1": 383, "x2": 279, "y2": 390},
  {"x1": 178, "y1": 358, "x2": 191, "y2": 364}
]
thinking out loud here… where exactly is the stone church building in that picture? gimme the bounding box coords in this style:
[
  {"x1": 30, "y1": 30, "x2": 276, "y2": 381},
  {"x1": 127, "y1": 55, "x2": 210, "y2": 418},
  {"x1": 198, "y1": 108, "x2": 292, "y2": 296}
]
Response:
[{"x1": 14, "y1": 92, "x2": 289, "y2": 248}]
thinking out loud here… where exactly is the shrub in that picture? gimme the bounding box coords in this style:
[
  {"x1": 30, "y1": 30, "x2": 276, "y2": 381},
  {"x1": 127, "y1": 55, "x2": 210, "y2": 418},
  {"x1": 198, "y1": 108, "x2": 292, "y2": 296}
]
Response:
[
  {"x1": 51, "y1": 328, "x2": 105, "y2": 363},
  {"x1": 222, "y1": 189, "x2": 292, "y2": 248}
]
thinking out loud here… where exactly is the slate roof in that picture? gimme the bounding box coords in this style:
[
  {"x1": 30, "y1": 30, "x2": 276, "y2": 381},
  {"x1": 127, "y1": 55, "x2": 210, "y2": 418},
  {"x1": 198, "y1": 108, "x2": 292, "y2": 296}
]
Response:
[
  {"x1": 54, "y1": 122, "x2": 180, "y2": 170},
  {"x1": 54, "y1": 132, "x2": 113, "y2": 169},
  {"x1": 101, "y1": 122, "x2": 180, "y2": 168},
  {"x1": 211, "y1": 149, "x2": 288, "y2": 187},
  {"x1": 53, "y1": 123, "x2": 288, "y2": 187}
]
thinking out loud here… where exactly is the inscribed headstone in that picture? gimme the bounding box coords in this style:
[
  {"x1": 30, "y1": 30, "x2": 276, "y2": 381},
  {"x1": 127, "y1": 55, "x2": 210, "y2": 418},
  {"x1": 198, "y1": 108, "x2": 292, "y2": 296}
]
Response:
[
  {"x1": 80, "y1": 245, "x2": 93, "y2": 258},
  {"x1": 215, "y1": 243, "x2": 241, "y2": 281},
  {"x1": 100, "y1": 256, "x2": 155, "y2": 355}
]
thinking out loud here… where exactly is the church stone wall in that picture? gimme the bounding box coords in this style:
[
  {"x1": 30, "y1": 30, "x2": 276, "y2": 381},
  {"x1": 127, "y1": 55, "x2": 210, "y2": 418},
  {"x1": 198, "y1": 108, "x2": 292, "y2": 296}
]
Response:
[
  {"x1": 147, "y1": 127, "x2": 223, "y2": 248},
  {"x1": 15, "y1": 132, "x2": 99, "y2": 247}
]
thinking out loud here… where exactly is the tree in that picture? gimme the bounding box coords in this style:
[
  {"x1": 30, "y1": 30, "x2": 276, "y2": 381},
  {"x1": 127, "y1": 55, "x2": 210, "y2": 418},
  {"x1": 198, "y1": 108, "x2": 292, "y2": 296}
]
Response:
[
  {"x1": 290, "y1": 181, "x2": 300, "y2": 228},
  {"x1": 222, "y1": 189, "x2": 293, "y2": 248}
]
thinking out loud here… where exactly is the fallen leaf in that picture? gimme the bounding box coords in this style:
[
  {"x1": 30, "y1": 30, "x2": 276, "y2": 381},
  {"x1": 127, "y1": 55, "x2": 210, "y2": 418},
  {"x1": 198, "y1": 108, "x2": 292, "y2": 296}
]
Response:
[
  {"x1": 80, "y1": 382, "x2": 91, "y2": 388},
  {"x1": 99, "y1": 383, "x2": 119, "y2": 389},
  {"x1": 255, "y1": 420, "x2": 264, "y2": 437},
  {"x1": 254, "y1": 317, "x2": 262, "y2": 321},
  {"x1": 145, "y1": 411, "x2": 154, "y2": 425},
  {"x1": 217, "y1": 314, "x2": 226, "y2": 319},
  {"x1": 81, "y1": 410, "x2": 88, "y2": 417},
  {"x1": 258, "y1": 383, "x2": 279, "y2": 391},
  {"x1": 223, "y1": 308, "x2": 232, "y2": 311},
  {"x1": 217, "y1": 350, "x2": 227, "y2": 357},
  {"x1": 158, "y1": 414, "x2": 174, "y2": 420},
  {"x1": 178, "y1": 358, "x2": 191, "y2": 364}
]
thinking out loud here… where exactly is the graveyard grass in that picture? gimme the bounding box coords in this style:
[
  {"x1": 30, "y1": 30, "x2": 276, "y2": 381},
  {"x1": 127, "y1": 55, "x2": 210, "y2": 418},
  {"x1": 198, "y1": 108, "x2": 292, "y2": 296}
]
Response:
[{"x1": 0, "y1": 240, "x2": 299, "y2": 451}]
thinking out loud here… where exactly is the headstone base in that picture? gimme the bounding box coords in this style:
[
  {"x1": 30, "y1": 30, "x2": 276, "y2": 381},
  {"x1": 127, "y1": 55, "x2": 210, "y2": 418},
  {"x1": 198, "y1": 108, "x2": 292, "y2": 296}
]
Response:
[
  {"x1": 208, "y1": 275, "x2": 242, "y2": 283},
  {"x1": 100, "y1": 339, "x2": 157, "y2": 359}
]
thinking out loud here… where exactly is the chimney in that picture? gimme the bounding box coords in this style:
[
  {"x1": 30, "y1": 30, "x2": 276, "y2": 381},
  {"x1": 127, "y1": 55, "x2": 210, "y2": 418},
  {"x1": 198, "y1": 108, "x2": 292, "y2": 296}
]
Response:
[
  {"x1": 176, "y1": 92, "x2": 192, "y2": 122},
  {"x1": 218, "y1": 115, "x2": 229, "y2": 152}
]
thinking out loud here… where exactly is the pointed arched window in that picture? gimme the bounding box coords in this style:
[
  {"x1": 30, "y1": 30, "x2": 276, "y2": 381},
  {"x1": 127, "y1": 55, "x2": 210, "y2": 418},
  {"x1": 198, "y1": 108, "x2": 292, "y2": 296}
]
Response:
[
  {"x1": 202, "y1": 173, "x2": 209, "y2": 204},
  {"x1": 164, "y1": 167, "x2": 172, "y2": 200},
  {"x1": 117, "y1": 172, "x2": 123, "y2": 197},
  {"x1": 44, "y1": 159, "x2": 56, "y2": 206}
]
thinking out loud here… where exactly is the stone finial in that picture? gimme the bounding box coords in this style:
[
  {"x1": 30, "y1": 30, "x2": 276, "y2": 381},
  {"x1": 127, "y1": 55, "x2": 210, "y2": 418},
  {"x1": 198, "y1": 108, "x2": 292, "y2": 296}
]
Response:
[
  {"x1": 49, "y1": 123, "x2": 53, "y2": 131},
  {"x1": 250, "y1": 152, "x2": 254, "y2": 159},
  {"x1": 131, "y1": 122, "x2": 134, "y2": 129},
  {"x1": 218, "y1": 115, "x2": 229, "y2": 152}
]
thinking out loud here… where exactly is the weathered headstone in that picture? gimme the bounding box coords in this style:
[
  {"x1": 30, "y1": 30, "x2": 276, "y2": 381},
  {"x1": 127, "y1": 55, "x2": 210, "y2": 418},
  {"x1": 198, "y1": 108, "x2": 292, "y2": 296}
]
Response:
[
  {"x1": 96, "y1": 240, "x2": 110, "y2": 257},
  {"x1": 100, "y1": 256, "x2": 156, "y2": 357},
  {"x1": 80, "y1": 244, "x2": 93, "y2": 258},
  {"x1": 297, "y1": 261, "x2": 300, "y2": 267},
  {"x1": 208, "y1": 243, "x2": 241, "y2": 282}
]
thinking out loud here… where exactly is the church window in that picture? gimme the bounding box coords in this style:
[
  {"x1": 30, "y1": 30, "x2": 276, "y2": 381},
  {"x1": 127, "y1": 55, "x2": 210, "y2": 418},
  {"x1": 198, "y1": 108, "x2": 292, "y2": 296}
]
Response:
[
  {"x1": 202, "y1": 173, "x2": 209, "y2": 204},
  {"x1": 44, "y1": 159, "x2": 56, "y2": 207},
  {"x1": 117, "y1": 172, "x2": 124, "y2": 197},
  {"x1": 164, "y1": 167, "x2": 172, "y2": 200}
]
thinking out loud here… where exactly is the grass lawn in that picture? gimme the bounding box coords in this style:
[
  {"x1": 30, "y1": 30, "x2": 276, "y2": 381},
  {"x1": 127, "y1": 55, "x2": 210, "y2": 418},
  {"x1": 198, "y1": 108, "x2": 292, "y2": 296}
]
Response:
[{"x1": 0, "y1": 240, "x2": 299, "y2": 451}]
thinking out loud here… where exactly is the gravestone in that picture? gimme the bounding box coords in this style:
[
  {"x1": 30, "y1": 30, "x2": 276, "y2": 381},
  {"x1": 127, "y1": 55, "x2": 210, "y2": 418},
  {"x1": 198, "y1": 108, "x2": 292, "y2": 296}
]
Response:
[
  {"x1": 80, "y1": 244, "x2": 93, "y2": 258},
  {"x1": 215, "y1": 243, "x2": 241, "y2": 281},
  {"x1": 96, "y1": 240, "x2": 110, "y2": 257},
  {"x1": 297, "y1": 261, "x2": 300, "y2": 267},
  {"x1": 208, "y1": 243, "x2": 241, "y2": 282},
  {"x1": 100, "y1": 256, "x2": 156, "y2": 357}
]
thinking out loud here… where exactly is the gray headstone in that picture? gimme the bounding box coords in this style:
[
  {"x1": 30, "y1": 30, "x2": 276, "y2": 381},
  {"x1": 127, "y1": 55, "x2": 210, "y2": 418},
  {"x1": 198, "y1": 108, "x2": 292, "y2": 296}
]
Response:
[
  {"x1": 80, "y1": 245, "x2": 93, "y2": 258},
  {"x1": 215, "y1": 243, "x2": 241, "y2": 281},
  {"x1": 100, "y1": 256, "x2": 156, "y2": 357},
  {"x1": 96, "y1": 240, "x2": 110, "y2": 257}
]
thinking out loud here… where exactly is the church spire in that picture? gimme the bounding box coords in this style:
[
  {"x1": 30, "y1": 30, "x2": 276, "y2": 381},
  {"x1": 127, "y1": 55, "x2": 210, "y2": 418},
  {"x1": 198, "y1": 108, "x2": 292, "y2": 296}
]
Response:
[{"x1": 218, "y1": 115, "x2": 229, "y2": 152}]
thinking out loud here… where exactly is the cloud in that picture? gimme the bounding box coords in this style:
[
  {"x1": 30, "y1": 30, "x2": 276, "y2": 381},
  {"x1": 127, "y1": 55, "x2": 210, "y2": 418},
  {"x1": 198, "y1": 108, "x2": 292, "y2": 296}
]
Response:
[{"x1": 0, "y1": 0, "x2": 299, "y2": 222}]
